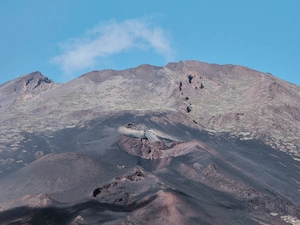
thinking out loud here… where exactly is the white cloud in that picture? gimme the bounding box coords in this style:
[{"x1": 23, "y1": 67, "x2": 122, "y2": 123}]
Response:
[{"x1": 52, "y1": 18, "x2": 174, "y2": 74}]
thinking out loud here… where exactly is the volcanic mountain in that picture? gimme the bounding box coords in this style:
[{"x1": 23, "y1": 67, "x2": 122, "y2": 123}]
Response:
[{"x1": 0, "y1": 60, "x2": 299, "y2": 224}]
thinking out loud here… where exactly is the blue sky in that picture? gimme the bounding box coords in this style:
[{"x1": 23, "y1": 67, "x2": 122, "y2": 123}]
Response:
[{"x1": 1, "y1": 0, "x2": 299, "y2": 85}]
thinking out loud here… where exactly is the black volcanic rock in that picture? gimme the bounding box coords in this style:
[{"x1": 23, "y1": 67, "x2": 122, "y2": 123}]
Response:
[{"x1": 0, "y1": 61, "x2": 300, "y2": 224}]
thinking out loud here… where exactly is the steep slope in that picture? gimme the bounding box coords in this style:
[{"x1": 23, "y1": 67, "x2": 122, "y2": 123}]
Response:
[
  {"x1": 164, "y1": 61, "x2": 300, "y2": 157},
  {"x1": 1, "y1": 61, "x2": 299, "y2": 161},
  {"x1": 0, "y1": 114, "x2": 299, "y2": 224},
  {"x1": 1, "y1": 60, "x2": 299, "y2": 177},
  {"x1": 0, "y1": 61, "x2": 300, "y2": 224}
]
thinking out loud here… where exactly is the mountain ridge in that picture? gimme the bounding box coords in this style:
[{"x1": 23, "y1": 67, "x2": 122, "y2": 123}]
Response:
[
  {"x1": 1, "y1": 61, "x2": 299, "y2": 161},
  {"x1": 0, "y1": 60, "x2": 299, "y2": 224}
]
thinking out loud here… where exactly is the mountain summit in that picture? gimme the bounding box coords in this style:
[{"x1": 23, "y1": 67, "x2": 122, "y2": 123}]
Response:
[
  {"x1": 0, "y1": 61, "x2": 299, "y2": 224},
  {"x1": 0, "y1": 71, "x2": 54, "y2": 96}
]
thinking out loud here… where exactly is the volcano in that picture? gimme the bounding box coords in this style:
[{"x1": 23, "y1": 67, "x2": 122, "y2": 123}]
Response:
[{"x1": 0, "y1": 60, "x2": 299, "y2": 224}]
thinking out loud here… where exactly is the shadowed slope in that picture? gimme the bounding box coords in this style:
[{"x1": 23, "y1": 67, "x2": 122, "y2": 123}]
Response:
[{"x1": 0, "y1": 152, "x2": 119, "y2": 207}]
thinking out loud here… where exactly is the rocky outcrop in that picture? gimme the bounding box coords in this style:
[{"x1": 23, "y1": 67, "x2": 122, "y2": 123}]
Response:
[{"x1": 0, "y1": 71, "x2": 54, "y2": 97}]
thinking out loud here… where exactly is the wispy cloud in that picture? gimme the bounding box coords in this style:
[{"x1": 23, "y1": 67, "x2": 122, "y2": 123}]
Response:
[{"x1": 51, "y1": 18, "x2": 174, "y2": 75}]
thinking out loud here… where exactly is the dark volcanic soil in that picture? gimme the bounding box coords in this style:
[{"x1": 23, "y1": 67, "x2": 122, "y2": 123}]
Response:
[
  {"x1": 0, "y1": 61, "x2": 300, "y2": 224},
  {"x1": 0, "y1": 113, "x2": 299, "y2": 224}
]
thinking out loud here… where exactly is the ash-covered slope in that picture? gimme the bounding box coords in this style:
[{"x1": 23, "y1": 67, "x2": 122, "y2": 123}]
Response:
[
  {"x1": 0, "y1": 61, "x2": 300, "y2": 224},
  {"x1": 0, "y1": 115, "x2": 299, "y2": 225},
  {"x1": 1, "y1": 61, "x2": 299, "y2": 163}
]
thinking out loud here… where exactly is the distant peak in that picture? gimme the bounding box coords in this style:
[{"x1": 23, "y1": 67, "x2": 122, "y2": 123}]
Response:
[
  {"x1": 0, "y1": 71, "x2": 55, "y2": 96},
  {"x1": 22, "y1": 71, "x2": 52, "y2": 82},
  {"x1": 28, "y1": 71, "x2": 43, "y2": 76}
]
